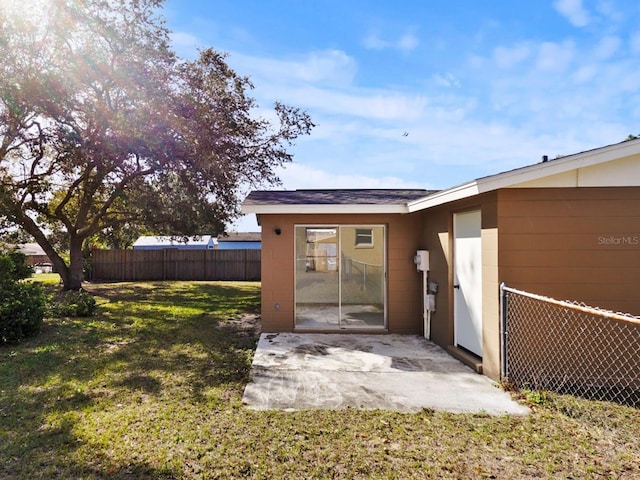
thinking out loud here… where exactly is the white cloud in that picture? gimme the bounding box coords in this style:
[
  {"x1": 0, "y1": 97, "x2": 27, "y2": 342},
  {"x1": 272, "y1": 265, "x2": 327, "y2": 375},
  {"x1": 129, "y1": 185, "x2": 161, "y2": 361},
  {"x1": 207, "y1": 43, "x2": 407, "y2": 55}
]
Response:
[
  {"x1": 362, "y1": 31, "x2": 419, "y2": 52},
  {"x1": 397, "y1": 33, "x2": 419, "y2": 51},
  {"x1": 630, "y1": 32, "x2": 640, "y2": 54},
  {"x1": 170, "y1": 31, "x2": 200, "y2": 56},
  {"x1": 553, "y1": 0, "x2": 591, "y2": 27},
  {"x1": 231, "y1": 41, "x2": 628, "y2": 186},
  {"x1": 292, "y1": 50, "x2": 358, "y2": 84},
  {"x1": 535, "y1": 40, "x2": 575, "y2": 72},
  {"x1": 573, "y1": 64, "x2": 597, "y2": 83},
  {"x1": 275, "y1": 163, "x2": 423, "y2": 190},
  {"x1": 595, "y1": 0, "x2": 624, "y2": 23},
  {"x1": 276, "y1": 85, "x2": 429, "y2": 121},
  {"x1": 594, "y1": 36, "x2": 621, "y2": 60},
  {"x1": 616, "y1": 65, "x2": 640, "y2": 92},
  {"x1": 232, "y1": 50, "x2": 357, "y2": 87},
  {"x1": 493, "y1": 43, "x2": 531, "y2": 69},
  {"x1": 468, "y1": 54, "x2": 487, "y2": 69},
  {"x1": 432, "y1": 72, "x2": 461, "y2": 88},
  {"x1": 169, "y1": 21, "x2": 637, "y2": 195},
  {"x1": 362, "y1": 34, "x2": 387, "y2": 50}
]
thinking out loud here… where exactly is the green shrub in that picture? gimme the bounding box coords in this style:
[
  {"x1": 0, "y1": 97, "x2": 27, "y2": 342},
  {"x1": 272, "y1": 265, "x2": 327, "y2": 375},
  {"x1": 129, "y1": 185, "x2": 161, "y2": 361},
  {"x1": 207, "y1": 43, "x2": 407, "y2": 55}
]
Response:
[
  {"x1": 0, "y1": 248, "x2": 46, "y2": 344},
  {"x1": 0, "y1": 248, "x2": 33, "y2": 283},
  {"x1": 48, "y1": 289, "x2": 97, "y2": 318}
]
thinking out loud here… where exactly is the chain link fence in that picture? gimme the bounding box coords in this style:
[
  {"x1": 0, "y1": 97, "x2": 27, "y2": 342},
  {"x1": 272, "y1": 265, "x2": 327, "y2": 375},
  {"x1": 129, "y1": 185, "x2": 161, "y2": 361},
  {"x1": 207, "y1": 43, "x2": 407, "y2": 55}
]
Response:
[{"x1": 500, "y1": 284, "x2": 640, "y2": 406}]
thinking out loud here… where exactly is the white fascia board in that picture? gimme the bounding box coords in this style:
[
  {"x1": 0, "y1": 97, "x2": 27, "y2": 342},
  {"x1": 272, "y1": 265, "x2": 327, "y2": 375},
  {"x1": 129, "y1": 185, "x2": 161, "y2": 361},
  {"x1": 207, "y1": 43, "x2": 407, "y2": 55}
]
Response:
[
  {"x1": 478, "y1": 141, "x2": 640, "y2": 192},
  {"x1": 408, "y1": 140, "x2": 640, "y2": 212},
  {"x1": 241, "y1": 204, "x2": 410, "y2": 215},
  {"x1": 407, "y1": 182, "x2": 480, "y2": 212}
]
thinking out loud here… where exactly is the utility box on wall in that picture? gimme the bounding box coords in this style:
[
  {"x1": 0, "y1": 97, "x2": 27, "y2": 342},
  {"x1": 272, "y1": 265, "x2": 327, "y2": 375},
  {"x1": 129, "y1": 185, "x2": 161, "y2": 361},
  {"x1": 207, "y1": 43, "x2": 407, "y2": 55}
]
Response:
[{"x1": 414, "y1": 250, "x2": 429, "y2": 271}]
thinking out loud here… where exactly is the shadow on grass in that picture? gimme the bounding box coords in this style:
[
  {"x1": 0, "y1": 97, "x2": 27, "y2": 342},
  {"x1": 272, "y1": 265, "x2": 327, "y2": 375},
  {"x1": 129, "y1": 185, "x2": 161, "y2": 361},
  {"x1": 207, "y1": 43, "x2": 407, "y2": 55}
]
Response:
[
  {"x1": 117, "y1": 374, "x2": 163, "y2": 394},
  {"x1": 0, "y1": 281, "x2": 260, "y2": 478}
]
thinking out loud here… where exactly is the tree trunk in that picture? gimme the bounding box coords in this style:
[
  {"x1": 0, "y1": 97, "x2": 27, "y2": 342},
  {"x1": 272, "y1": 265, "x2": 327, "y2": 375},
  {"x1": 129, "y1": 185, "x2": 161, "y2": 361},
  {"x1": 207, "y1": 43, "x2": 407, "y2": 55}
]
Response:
[
  {"x1": 51, "y1": 255, "x2": 70, "y2": 289},
  {"x1": 11, "y1": 208, "x2": 81, "y2": 290},
  {"x1": 65, "y1": 236, "x2": 85, "y2": 291}
]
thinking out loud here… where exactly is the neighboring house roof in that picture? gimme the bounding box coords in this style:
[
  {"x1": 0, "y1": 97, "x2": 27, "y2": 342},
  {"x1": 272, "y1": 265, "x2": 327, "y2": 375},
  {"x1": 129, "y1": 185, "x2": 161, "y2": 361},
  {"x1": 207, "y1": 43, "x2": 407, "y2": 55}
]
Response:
[
  {"x1": 242, "y1": 189, "x2": 434, "y2": 214},
  {"x1": 16, "y1": 243, "x2": 47, "y2": 256},
  {"x1": 217, "y1": 232, "x2": 261, "y2": 250},
  {"x1": 218, "y1": 232, "x2": 261, "y2": 242},
  {"x1": 132, "y1": 235, "x2": 216, "y2": 249}
]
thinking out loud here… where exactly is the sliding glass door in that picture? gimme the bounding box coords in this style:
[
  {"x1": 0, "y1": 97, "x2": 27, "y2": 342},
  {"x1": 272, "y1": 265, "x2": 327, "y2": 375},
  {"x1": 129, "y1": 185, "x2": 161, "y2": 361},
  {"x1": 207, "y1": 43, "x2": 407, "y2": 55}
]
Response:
[
  {"x1": 295, "y1": 225, "x2": 386, "y2": 330},
  {"x1": 295, "y1": 227, "x2": 340, "y2": 327}
]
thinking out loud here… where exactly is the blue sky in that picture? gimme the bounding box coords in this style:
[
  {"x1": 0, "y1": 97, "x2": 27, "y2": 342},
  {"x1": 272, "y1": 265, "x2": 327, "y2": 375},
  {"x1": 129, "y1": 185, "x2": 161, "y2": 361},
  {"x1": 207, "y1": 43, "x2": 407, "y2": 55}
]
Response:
[{"x1": 164, "y1": 0, "x2": 640, "y2": 231}]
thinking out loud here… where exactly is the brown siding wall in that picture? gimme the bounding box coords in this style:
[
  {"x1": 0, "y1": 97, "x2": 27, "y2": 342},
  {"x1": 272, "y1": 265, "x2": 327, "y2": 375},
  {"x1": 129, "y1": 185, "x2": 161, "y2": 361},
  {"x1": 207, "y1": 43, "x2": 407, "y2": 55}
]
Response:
[
  {"x1": 481, "y1": 197, "x2": 500, "y2": 379},
  {"x1": 498, "y1": 187, "x2": 640, "y2": 315},
  {"x1": 418, "y1": 207, "x2": 452, "y2": 346},
  {"x1": 259, "y1": 213, "x2": 424, "y2": 333},
  {"x1": 419, "y1": 193, "x2": 501, "y2": 379}
]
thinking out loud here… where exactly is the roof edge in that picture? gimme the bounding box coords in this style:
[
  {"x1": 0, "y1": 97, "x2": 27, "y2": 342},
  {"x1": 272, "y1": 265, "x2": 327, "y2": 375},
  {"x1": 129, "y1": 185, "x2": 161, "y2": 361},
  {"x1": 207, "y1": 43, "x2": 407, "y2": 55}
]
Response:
[
  {"x1": 408, "y1": 138, "x2": 640, "y2": 212},
  {"x1": 407, "y1": 182, "x2": 480, "y2": 212},
  {"x1": 241, "y1": 204, "x2": 411, "y2": 215}
]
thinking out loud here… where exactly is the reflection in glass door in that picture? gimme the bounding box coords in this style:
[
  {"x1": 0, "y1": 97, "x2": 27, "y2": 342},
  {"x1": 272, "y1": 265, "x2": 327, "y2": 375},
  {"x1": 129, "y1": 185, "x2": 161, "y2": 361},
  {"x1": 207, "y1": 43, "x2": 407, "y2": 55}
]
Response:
[
  {"x1": 340, "y1": 226, "x2": 385, "y2": 328},
  {"x1": 295, "y1": 227, "x2": 339, "y2": 327},
  {"x1": 295, "y1": 225, "x2": 386, "y2": 330}
]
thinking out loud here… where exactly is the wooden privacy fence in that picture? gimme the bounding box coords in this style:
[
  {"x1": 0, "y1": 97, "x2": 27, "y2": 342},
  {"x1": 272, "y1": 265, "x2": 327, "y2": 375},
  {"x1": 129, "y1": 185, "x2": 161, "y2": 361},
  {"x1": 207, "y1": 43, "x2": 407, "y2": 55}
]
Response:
[{"x1": 91, "y1": 249, "x2": 261, "y2": 282}]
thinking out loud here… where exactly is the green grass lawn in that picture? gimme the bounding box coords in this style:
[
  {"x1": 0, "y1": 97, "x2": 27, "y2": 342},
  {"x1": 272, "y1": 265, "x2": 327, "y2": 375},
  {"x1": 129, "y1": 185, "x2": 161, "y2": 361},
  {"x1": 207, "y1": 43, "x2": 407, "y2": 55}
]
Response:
[{"x1": 1, "y1": 280, "x2": 638, "y2": 479}]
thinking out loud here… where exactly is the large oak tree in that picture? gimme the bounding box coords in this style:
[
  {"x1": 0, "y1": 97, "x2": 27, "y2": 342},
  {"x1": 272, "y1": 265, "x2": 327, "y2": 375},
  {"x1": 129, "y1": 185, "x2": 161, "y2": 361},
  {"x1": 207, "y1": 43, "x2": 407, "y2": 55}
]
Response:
[{"x1": 0, "y1": 0, "x2": 313, "y2": 290}]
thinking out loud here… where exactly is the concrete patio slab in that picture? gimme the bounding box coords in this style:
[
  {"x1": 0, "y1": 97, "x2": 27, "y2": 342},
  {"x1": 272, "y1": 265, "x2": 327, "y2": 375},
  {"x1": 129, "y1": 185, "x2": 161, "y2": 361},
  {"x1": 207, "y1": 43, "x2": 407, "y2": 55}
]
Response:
[{"x1": 242, "y1": 333, "x2": 529, "y2": 415}]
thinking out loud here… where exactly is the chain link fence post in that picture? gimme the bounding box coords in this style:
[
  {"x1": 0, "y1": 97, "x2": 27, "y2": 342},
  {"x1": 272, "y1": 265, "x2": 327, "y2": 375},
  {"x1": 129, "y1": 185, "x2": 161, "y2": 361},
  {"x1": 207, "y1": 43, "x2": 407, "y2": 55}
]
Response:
[{"x1": 499, "y1": 282, "x2": 508, "y2": 381}]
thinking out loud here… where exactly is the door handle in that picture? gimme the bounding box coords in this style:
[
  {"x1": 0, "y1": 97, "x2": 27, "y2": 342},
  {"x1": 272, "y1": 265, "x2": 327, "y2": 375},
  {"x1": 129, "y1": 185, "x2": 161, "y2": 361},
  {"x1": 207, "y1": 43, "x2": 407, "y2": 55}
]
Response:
[{"x1": 453, "y1": 284, "x2": 460, "y2": 289}]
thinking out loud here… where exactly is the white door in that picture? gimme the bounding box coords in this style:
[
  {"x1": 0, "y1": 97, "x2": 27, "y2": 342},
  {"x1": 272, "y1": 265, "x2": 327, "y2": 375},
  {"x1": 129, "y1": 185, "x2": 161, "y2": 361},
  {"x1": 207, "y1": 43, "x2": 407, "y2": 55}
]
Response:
[{"x1": 453, "y1": 210, "x2": 483, "y2": 357}]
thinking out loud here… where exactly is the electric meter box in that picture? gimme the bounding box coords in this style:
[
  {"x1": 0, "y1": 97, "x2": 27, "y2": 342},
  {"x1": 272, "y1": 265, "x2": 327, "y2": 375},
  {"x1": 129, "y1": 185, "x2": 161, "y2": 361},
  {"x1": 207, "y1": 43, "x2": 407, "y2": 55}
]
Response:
[{"x1": 414, "y1": 250, "x2": 429, "y2": 271}]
